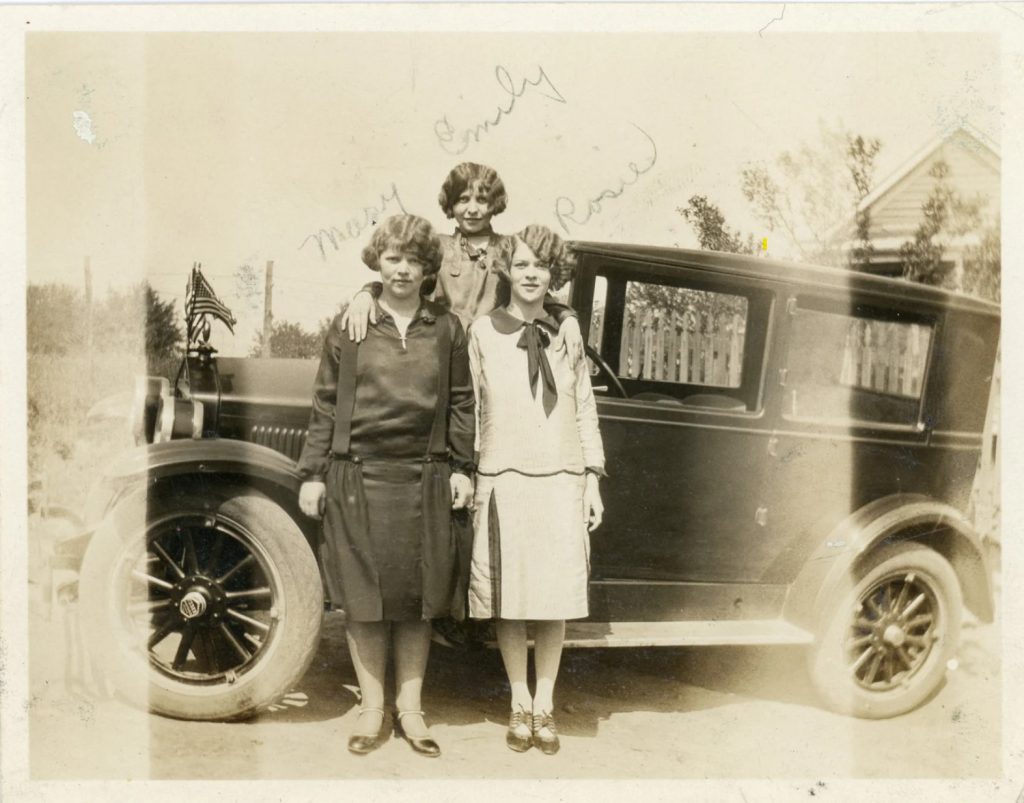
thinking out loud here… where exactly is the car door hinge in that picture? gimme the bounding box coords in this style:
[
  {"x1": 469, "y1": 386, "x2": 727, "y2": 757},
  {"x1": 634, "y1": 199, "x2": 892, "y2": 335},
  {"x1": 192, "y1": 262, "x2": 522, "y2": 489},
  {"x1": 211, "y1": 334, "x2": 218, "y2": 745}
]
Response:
[
  {"x1": 787, "y1": 297, "x2": 798, "y2": 316},
  {"x1": 755, "y1": 506, "x2": 768, "y2": 527},
  {"x1": 778, "y1": 368, "x2": 788, "y2": 387},
  {"x1": 767, "y1": 436, "x2": 779, "y2": 458}
]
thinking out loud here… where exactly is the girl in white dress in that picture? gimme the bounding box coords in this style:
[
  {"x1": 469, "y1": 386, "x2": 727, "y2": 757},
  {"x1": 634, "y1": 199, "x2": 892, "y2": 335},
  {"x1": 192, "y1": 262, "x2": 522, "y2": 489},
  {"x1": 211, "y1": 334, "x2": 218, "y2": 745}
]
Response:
[{"x1": 467, "y1": 225, "x2": 605, "y2": 755}]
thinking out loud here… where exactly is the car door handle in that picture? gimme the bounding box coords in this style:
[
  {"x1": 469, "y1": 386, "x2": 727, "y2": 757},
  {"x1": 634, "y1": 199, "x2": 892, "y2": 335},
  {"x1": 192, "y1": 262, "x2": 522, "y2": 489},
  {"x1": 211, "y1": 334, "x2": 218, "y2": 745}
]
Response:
[{"x1": 592, "y1": 385, "x2": 609, "y2": 392}]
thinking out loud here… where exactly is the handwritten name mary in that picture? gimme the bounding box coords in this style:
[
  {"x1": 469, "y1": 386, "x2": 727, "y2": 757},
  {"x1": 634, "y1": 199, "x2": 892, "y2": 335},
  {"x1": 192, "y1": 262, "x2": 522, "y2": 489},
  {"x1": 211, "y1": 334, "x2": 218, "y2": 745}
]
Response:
[
  {"x1": 554, "y1": 124, "x2": 658, "y2": 234},
  {"x1": 299, "y1": 183, "x2": 407, "y2": 259}
]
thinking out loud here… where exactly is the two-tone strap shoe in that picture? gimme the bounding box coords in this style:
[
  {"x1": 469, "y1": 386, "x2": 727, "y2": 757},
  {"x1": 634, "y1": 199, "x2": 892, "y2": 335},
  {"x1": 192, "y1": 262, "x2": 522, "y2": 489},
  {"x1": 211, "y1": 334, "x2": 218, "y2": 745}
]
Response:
[
  {"x1": 506, "y1": 707, "x2": 533, "y2": 752},
  {"x1": 393, "y1": 710, "x2": 441, "y2": 758},
  {"x1": 531, "y1": 711, "x2": 560, "y2": 755},
  {"x1": 347, "y1": 707, "x2": 387, "y2": 755}
]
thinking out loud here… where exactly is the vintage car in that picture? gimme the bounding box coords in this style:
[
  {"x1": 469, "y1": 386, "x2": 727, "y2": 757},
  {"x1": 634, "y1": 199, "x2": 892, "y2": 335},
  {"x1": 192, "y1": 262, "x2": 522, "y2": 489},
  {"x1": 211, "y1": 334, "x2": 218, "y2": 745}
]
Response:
[{"x1": 52, "y1": 243, "x2": 1000, "y2": 723}]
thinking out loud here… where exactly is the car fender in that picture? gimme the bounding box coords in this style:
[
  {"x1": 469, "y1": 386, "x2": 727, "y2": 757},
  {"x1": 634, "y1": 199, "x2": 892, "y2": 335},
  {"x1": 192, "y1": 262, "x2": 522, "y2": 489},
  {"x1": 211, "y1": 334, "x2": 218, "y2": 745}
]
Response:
[
  {"x1": 783, "y1": 493, "x2": 993, "y2": 632},
  {"x1": 64, "y1": 438, "x2": 317, "y2": 572},
  {"x1": 104, "y1": 437, "x2": 304, "y2": 489}
]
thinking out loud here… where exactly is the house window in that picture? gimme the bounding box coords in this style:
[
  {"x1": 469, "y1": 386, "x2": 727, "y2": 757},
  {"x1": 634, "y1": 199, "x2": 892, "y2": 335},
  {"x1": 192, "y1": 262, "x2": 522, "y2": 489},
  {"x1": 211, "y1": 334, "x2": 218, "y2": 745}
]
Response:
[{"x1": 785, "y1": 302, "x2": 932, "y2": 427}]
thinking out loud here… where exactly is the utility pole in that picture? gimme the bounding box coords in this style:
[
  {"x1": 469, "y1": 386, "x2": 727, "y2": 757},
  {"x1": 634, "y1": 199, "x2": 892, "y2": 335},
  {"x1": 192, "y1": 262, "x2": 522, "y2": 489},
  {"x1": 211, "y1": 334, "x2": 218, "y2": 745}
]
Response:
[{"x1": 262, "y1": 260, "x2": 274, "y2": 358}]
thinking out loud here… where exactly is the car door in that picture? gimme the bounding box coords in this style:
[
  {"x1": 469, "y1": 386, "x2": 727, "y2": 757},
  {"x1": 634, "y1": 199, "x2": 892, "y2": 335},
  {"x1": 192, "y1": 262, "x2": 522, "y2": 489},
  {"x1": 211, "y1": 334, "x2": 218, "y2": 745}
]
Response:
[
  {"x1": 575, "y1": 255, "x2": 780, "y2": 584},
  {"x1": 755, "y1": 290, "x2": 938, "y2": 584}
]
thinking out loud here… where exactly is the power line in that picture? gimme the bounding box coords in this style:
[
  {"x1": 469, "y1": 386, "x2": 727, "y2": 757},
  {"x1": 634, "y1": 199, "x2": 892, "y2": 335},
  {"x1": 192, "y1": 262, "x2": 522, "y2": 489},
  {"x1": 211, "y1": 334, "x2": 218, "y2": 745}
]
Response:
[{"x1": 146, "y1": 271, "x2": 357, "y2": 289}]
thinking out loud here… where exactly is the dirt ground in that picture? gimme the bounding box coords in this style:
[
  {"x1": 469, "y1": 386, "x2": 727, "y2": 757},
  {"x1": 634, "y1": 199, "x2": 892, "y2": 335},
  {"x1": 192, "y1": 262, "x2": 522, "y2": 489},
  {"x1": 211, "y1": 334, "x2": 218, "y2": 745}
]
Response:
[{"x1": 28, "y1": 591, "x2": 1001, "y2": 782}]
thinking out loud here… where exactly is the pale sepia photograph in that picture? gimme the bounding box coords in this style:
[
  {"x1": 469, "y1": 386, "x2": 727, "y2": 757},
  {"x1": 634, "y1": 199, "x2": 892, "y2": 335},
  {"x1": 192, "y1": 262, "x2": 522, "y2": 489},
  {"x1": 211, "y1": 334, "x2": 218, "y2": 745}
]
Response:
[{"x1": 3, "y1": 2, "x2": 1022, "y2": 800}]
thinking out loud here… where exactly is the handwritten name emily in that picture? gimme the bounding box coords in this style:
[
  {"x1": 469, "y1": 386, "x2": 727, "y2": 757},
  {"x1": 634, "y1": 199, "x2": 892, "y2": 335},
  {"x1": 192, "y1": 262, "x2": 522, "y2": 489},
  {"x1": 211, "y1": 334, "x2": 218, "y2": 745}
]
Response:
[
  {"x1": 554, "y1": 124, "x2": 658, "y2": 234},
  {"x1": 299, "y1": 183, "x2": 408, "y2": 259},
  {"x1": 434, "y1": 65, "x2": 567, "y2": 155}
]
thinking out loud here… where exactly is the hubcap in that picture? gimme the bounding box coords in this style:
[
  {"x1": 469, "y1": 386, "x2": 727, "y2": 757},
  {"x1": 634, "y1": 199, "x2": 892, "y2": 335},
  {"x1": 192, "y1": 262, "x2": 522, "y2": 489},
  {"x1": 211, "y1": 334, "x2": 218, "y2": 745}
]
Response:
[
  {"x1": 179, "y1": 589, "x2": 209, "y2": 620},
  {"x1": 882, "y1": 623, "x2": 906, "y2": 647},
  {"x1": 844, "y1": 569, "x2": 940, "y2": 691},
  {"x1": 123, "y1": 513, "x2": 279, "y2": 684}
]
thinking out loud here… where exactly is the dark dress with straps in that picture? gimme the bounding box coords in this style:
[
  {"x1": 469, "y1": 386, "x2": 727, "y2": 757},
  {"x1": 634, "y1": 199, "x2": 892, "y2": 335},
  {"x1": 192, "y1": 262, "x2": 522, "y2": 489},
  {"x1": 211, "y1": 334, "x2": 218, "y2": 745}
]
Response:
[{"x1": 296, "y1": 300, "x2": 475, "y2": 622}]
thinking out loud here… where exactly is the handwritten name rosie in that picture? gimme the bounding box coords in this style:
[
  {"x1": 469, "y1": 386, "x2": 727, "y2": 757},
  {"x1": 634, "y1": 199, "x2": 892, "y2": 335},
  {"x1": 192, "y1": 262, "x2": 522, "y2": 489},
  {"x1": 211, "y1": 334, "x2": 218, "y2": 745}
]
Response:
[{"x1": 554, "y1": 124, "x2": 658, "y2": 234}]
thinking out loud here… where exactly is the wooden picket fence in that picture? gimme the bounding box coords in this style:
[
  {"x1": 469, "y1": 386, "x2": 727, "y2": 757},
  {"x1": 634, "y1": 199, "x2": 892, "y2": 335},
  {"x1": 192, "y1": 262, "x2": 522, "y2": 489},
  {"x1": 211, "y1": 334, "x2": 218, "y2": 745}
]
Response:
[
  {"x1": 618, "y1": 308, "x2": 745, "y2": 387},
  {"x1": 611, "y1": 308, "x2": 928, "y2": 395},
  {"x1": 839, "y1": 319, "x2": 929, "y2": 398}
]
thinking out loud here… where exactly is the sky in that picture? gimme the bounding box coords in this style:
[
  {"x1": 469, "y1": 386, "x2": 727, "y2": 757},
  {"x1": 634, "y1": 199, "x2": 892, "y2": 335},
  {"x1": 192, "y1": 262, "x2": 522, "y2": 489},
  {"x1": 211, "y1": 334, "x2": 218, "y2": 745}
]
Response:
[{"x1": 26, "y1": 30, "x2": 1000, "y2": 354}]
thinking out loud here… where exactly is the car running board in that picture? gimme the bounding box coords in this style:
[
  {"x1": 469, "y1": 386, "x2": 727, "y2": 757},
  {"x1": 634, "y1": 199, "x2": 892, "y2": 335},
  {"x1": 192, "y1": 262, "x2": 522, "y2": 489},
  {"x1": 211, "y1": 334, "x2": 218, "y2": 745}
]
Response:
[{"x1": 559, "y1": 619, "x2": 814, "y2": 648}]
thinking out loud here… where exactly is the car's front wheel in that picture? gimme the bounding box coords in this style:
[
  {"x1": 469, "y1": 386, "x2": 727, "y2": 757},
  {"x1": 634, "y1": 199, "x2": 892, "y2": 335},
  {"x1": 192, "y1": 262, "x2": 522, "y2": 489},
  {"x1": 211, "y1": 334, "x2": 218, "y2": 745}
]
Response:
[
  {"x1": 809, "y1": 541, "x2": 962, "y2": 719},
  {"x1": 78, "y1": 484, "x2": 323, "y2": 721}
]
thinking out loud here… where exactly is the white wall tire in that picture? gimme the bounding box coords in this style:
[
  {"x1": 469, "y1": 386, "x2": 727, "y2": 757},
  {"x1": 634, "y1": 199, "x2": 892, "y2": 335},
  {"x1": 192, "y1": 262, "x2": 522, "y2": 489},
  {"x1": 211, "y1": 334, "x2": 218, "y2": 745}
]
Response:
[{"x1": 79, "y1": 485, "x2": 323, "y2": 721}]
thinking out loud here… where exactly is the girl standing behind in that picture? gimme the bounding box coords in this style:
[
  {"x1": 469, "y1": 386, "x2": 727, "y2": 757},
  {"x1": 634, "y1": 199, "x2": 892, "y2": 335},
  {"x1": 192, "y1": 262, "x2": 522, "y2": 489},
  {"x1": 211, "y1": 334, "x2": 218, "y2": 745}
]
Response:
[{"x1": 467, "y1": 225, "x2": 605, "y2": 755}]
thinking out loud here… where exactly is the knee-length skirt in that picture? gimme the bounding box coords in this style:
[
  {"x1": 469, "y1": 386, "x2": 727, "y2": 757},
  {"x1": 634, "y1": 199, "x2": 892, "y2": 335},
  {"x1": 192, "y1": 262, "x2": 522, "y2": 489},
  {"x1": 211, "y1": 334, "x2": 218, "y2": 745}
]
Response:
[
  {"x1": 321, "y1": 457, "x2": 456, "y2": 622},
  {"x1": 468, "y1": 471, "x2": 590, "y2": 621}
]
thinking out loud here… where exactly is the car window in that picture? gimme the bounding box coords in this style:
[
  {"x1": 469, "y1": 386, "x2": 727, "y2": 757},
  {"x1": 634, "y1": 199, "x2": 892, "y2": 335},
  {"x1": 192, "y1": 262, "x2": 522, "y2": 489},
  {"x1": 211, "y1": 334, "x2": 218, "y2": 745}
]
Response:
[
  {"x1": 588, "y1": 276, "x2": 608, "y2": 353},
  {"x1": 612, "y1": 280, "x2": 747, "y2": 388},
  {"x1": 784, "y1": 301, "x2": 932, "y2": 427},
  {"x1": 586, "y1": 267, "x2": 766, "y2": 412}
]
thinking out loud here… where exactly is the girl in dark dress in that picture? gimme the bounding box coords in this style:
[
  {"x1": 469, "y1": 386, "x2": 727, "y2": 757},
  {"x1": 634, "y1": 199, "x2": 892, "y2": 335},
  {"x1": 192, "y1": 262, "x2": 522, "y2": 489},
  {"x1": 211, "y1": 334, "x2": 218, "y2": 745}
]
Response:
[{"x1": 296, "y1": 214, "x2": 475, "y2": 758}]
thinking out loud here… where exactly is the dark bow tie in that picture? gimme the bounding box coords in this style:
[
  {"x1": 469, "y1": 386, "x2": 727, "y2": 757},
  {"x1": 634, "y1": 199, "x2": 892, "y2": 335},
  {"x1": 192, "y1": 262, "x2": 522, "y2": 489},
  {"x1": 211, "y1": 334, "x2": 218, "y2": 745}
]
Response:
[{"x1": 516, "y1": 321, "x2": 558, "y2": 417}]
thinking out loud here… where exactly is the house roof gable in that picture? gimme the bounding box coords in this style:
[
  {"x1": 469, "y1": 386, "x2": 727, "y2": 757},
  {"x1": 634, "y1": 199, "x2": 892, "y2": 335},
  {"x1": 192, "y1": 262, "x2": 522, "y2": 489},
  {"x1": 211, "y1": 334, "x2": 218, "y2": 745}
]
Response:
[{"x1": 858, "y1": 125, "x2": 1000, "y2": 213}]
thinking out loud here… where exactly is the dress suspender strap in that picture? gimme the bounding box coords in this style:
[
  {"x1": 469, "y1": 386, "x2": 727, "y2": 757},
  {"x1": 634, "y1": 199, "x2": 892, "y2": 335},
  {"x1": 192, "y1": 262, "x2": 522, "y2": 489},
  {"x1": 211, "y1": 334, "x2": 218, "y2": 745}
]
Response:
[
  {"x1": 332, "y1": 331, "x2": 360, "y2": 457},
  {"x1": 426, "y1": 314, "x2": 452, "y2": 457}
]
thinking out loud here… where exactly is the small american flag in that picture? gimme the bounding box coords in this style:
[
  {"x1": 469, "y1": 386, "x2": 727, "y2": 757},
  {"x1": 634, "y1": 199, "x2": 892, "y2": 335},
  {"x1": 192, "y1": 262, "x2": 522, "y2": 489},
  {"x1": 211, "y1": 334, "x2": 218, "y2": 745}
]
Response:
[{"x1": 185, "y1": 263, "x2": 236, "y2": 344}]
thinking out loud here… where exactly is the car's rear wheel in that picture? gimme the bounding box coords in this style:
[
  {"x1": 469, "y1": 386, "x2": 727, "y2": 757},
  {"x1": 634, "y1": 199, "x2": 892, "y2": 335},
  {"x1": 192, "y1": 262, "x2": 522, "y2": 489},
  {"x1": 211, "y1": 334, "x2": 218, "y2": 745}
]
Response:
[
  {"x1": 79, "y1": 484, "x2": 323, "y2": 721},
  {"x1": 809, "y1": 541, "x2": 962, "y2": 719}
]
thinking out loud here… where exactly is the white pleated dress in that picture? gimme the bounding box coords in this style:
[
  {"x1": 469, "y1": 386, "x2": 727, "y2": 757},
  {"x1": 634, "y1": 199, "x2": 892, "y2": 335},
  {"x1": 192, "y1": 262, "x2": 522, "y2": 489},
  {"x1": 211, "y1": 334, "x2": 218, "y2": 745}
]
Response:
[{"x1": 467, "y1": 309, "x2": 606, "y2": 621}]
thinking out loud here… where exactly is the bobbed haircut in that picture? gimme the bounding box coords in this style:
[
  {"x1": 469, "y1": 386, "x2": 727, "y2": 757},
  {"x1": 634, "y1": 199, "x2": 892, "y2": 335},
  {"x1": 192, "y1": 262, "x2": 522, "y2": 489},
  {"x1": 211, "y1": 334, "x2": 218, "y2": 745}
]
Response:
[
  {"x1": 361, "y1": 215, "x2": 443, "y2": 296},
  {"x1": 362, "y1": 214, "x2": 443, "y2": 274},
  {"x1": 437, "y1": 162, "x2": 509, "y2": 219},
  {"x1": 495, "y1": 225, "x2": 577, "y2": 305},
  {"x1": 510, "y1": 225, "x2": 576, "y2": 291}
]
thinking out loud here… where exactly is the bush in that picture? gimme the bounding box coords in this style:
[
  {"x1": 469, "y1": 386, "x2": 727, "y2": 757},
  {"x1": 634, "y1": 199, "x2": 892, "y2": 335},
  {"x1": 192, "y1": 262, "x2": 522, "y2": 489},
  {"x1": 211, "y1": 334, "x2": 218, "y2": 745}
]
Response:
[
  {"x1": 250, "y1": 320, "x2": 324, "y2": 359},
  {"x1": 27, "y1": 281, "x2": 183, "y2": 360},
  {"x1": 27, "y1": 351, "x2": 143, "y2": 511}
]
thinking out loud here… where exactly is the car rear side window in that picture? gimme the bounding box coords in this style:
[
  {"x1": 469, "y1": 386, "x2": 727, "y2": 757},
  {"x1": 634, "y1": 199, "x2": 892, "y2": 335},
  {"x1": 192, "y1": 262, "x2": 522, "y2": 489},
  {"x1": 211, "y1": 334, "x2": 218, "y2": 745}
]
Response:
[{"x1": 785, "y1": 301, "x2": 933, "y2": 427}]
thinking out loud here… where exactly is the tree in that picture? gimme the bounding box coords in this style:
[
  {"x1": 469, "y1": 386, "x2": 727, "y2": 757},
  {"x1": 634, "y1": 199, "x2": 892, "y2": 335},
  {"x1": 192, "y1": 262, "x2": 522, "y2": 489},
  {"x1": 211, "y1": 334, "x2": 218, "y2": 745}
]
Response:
[
  {"x1": 91, "y1": 282, "x2": 183, "y2": 362},
  {"x1": 740, "y1": 122, "x2": 882, "y2": 266},
  {"x1": 27, "y1": 284, "x2": 85, "y2": 355},
  {"x1": 899, "y1": 160, "x2": 984, "y2": 290},
  {"x1": 846, "y1": 134, "x2": 883, "y2": 271},
  {"x1": 145, "y1": 286, "x2": 184, "y2": 359},
  {"x1": 624, "y1": 283, "x2": 745, "y2": 338},
  {"x1": 27, "y1": 281, "x2": 182, "y2": 362},
  {"x1": 678, "y1": 195, "x2": 757, "y2": 255},
  {"x1": 646, "y1": 194, "x2": 754, "y2": 335},
  {"x1": 961, "y1": 217, "x2": 1000, "y2": 303},
  {"x1": 92, "y1": 284, "x2": 143, "y2": 352},
  {"x1": 250, "y1": 320, "x2": 322, "y2": 359}
]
